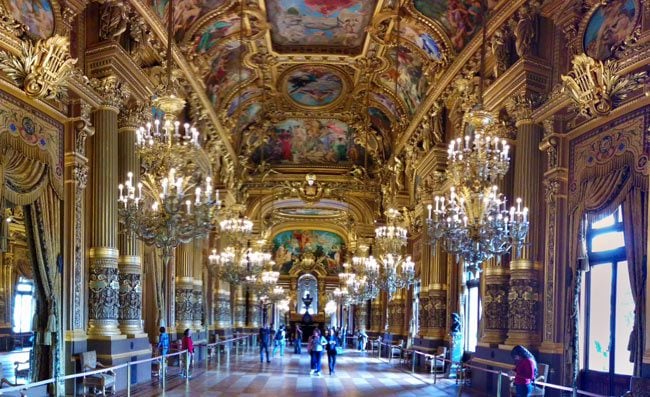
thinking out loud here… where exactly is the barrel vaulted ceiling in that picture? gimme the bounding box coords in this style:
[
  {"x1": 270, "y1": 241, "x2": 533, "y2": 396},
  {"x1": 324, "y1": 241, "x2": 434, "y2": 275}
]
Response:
[{"x1": 137, "y1": 0, "x2": 505, "y2": 224}]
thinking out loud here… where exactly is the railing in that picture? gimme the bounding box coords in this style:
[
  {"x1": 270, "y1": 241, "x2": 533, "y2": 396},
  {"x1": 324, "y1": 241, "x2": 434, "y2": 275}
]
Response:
[
  {"x1": 375, "y1": 341, "x2": 610, "y2": 397},
  {"x1": 0, "y1": 333, "x2": 255, "y2": 396}
]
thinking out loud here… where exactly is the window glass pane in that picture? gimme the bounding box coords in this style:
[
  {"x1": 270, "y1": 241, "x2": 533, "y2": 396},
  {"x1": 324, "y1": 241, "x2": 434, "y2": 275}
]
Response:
[
  {"x1": 579, "y1": 271, "x2": 586, "y2": 370},
  {"x1": 467, "y1": 286, "x2": 479, "y2": 352},
  {"x1": 15, "y1": 282, "x2": 32, "y2": 293},
  {"x1": 591, "y1": 214, "x2": 615, "y2": 229},
  {"x1": 588, "y1": 264, "x2": 612, "y2": 372},
  {"x1": 591, "y1": 231, "x2": 625, "y2": 252},
  {"x1": 614, "y1": 261, "x2": 634, "y2": 375},
  {"x1": 13, "y1": 294, "x2": 33, "y2": 333}
]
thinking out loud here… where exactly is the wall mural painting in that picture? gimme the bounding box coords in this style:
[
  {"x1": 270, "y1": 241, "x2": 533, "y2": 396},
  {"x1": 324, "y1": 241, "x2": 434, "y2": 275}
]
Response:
[
  {"x1": 272, "y1": 230, "x2": 346, "y2": 276},
  {"x1": 278, "y1": 208, "x2": 341, "y2": 217},
  {"x1": 380, "y1": 46, "x2": 429, "y2": 116},
  {"x1": 151, "y1": 0, "x2": 228, "y2": 40},
  {"x1": 227, "y1": 86, "x2": 261, "y2": 116},
  {"x1": 253, "y1": 119, "x2": 365, "y2": 165},
  {"x1": 413, "y1": 0, "x2": 496, "y2": 50},
  {"x1": 371, "y1": 92, "x2": 399, "y2": 117},
  {"x1": 400, "y1": 25, "x2": 443, "y2": 62},
  {"x1": 205, "y1": 40, "x2": 252, "y2": 108},
  {"x1": 6, "y1": 0, "x2": 54, "y2": 38},
  {"x1": 266, "y1": 0, "x2": 378, "y2": 50},
  {"x1": 194, "y1": 16, "x2": 241, "y2": 55},
  {"x1": 285, "y1": 66, "x2": 344, "y2": 108},
  {"x1": 583, "y1": 0, "x2": 639, "y2": 60}
]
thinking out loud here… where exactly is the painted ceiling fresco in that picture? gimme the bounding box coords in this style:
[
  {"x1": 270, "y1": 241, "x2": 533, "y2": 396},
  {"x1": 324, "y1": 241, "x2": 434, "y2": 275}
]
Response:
[
  {"x1": 277, "y1": 208, "x2": 342, "y2": 217},
  {"x1": 253, "y1": 119, "x2": 366, "y2": 165},
  {"x1": 272, "y1": 230, "x2": 346, "y2": 275},
  {"x1": 205, "y1": 40, "x2": 253, "y2": 108},
  {"x1": 379, "y1": 46, "x2": 430, "y2": 116},
  {"x1": 283, "y1": 66, "x2": 344, "y2": 108},
  {"x1": 227, "y1": 86, "x2": 262, "y2": 116},
  {"x1": 7, "y1": 0, "x2": 54, "y2": 38},
  {"x1": 266, "y1": 0, "x2": 379, "y2": 53},
  {"x1": 412, "y1": 0, "x2": 499, "y2": 50},
  {"x1": 151, "y1": 0, "x2": 228, "y2": 40}
]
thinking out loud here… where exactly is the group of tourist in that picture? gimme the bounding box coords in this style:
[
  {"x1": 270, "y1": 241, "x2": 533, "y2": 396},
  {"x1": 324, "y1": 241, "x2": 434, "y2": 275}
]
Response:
[{"x1": 156, "y1": 327, "x2": 195, "y2": 378}]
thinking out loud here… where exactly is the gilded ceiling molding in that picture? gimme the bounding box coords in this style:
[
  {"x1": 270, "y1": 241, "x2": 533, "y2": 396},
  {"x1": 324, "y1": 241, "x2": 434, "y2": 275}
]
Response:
[
  {"x1": 127, "y1": 0, "x2": 238, "y2": 162},
  {"x1": 395, "y1": 0, "x2": 534, "y2": 154},
  {"x1": 0, "y1": 35, "x2": 76, "y2": 100}
]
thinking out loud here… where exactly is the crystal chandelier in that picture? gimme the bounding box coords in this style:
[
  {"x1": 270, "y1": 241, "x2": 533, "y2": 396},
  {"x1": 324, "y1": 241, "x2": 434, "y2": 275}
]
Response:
[
  {"x1": 208, "y1": 245, "x2": 248, "y2": 285},
  {"x1": 246, "y1": 261, "x2": 279, "y2": 295},
  {"x1": 324, "y1": 300, "x2": 338, "y2": 316},
  {"x1": 425, "y1": 0, "x2": 529, "y2": 274}
]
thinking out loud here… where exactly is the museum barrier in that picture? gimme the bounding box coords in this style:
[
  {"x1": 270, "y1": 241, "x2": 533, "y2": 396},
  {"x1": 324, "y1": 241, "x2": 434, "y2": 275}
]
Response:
[
  {"x1": 0, "y1": 333, "x2": 255, "y2": 396},
  {"x1": 376, "y1": 341, "x2": 610, "y2": 397}
]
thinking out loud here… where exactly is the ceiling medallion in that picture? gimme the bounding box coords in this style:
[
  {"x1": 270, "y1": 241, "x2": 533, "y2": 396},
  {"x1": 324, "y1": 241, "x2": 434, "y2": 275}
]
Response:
[{"x1": 280, "y1": 64, "x2": 348, "y2": 110}]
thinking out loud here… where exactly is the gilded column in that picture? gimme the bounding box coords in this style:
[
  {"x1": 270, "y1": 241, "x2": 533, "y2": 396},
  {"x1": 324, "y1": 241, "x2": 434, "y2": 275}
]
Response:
[
  {"x1": 64, "y1": 102, "x2": 92, "y2": 341},
  {"x1": 355, "y1": 301, "x2": 368, "y2": 331},
  {"x1": 370, "y1": 295, "x2": 382, "y2": 333},
  {"x1": 429, "y1": 244, "x2": 448, "y2": 340},
  {"x1": 480, "y1": 264, "x2": 510, "y2": 344},
  {"x1": 192, "y1": 238, "x2": 205, "y2": 330},
  {"x1": 539, "y1": 120, "x2": 569, "y2": 354},
  {"x1": 87, "y1": 76, "x2": 129, "y2": 339},
  {"x1": 249, "y1": 292, "x2": 260, "y2": 328},
  {"x1": 213, "y1": 279, "x2": 231, "y2": 329},
  {"x1": 117, "y1": 106, "x2": 146, "y2": 338},
  {"x1": 233, "y1": 285, "x2": 246, "y2": 328},
  {"x1": 175, "y1": 242, "x2": 195, "y2": 333},
  {"x1": 387, "y1": 290, "x2": 405, "y2": 336},
  {"x1": 505, "y1": 94, "x2": 542, "y2": 347}
]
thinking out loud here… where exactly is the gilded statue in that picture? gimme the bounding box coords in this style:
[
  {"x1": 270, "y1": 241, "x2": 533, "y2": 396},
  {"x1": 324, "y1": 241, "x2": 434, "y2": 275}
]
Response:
[
  {"x1": 99, "y1": 0, "x2": 128, "y2": 40},
  {"x1": 491, "y1": 28, "x2": 510, "y2": 77}
]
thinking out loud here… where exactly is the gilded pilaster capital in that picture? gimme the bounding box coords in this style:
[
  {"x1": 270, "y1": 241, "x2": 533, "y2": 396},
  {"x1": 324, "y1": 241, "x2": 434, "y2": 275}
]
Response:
[
  {"x1": 505, "y1": 92, "x2": 540, "y2": 127},
  {"x1": 543, "y1": 178, "x2": 561, "y2": 204},
  {"x1": 89, "y1": 75, "x2": 130, "y2": 112},
  {"x1": 73, "y1": 164, "x2": 88, "y2": 189},
  {"x1": 118, "y1": 103, "x2": 149, "y2": 130}
]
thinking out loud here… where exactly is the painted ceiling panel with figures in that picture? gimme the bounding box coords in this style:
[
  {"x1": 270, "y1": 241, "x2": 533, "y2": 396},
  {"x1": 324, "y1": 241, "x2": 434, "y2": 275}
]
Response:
[{"x1": 141, "y1": 0, "x2": 474, "y2": 170}]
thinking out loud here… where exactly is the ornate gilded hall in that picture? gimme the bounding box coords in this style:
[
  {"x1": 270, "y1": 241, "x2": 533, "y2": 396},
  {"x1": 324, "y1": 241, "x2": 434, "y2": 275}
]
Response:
[{"x1": 0, "y1": 0, "x2": 649, "y2": 396}]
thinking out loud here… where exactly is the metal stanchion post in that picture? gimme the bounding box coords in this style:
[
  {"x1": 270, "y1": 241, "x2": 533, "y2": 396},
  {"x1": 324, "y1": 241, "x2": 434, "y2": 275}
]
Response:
[
  {"x1": 186, "y1": 350, "x2": 190, "y2": 383},
  {"x1": 162, "y1": 354, "x2": 166, "y2": 391},
  {"x1": 411, "y1": 351, "x2": 416, "y2": 373},
  {"x1": 236, "y1": 339, "x2": 240, "y2": 356},
  {"x1": 127, "y1": 364, "x2": 131, "y2": 396},
  {"x1": 497, "y1": 371, "x2": 503, "y2": 397},
  {"x1": 433, "y1": 359, "x2": 437, "y2": 384}
]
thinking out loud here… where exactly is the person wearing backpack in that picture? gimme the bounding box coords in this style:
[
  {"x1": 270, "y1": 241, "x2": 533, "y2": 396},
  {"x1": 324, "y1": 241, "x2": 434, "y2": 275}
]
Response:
[
  {"x1": 272, "y1": 325, "x2": 286, "y2": 357},
  {"x1": 326, "y1": 328, "x2": 338, "y2": 375}
]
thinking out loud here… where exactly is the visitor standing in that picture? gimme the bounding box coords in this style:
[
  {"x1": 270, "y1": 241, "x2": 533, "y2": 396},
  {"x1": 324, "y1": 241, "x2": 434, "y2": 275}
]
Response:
[
  {"x1": 259, "y1": 324, "x2": 271, "y2": 363},
  {"x1": 326, "y1": 328, "x2": 338, "y2": 375},
  {"x1": 295, "y1": 324, "x2": 303, "y2": 354},
  {"x1": 157, "y1": 326, "x2": 169, "y2": 356},
  {"x1": 358, "y1": 329, "x2": 368, "y2": 351},
  {"x1": 510, "y1": 345, "x2": 537, "y2": 397},
  {"x1": 181, "y1": 329, "x2": 194, "y2": 378}
]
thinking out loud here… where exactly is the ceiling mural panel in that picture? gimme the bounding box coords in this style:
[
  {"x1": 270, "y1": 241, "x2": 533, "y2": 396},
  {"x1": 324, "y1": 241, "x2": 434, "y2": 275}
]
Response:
[
  {"x1": 282, "y1": 65, "x2": 345, "y2": 108},
  {"x1": 266, "y1": 0, "x2": 378, "y2": 53},
  {"x1": 252, "y1": 119, "x2": 365, "y2": 165},
  {"x1": 277, "y1": 208, "x2": 342, "y2": 217},
  {"x1": 205, "y1": 40, "x2": 254, "y2": 108},
  {"x1": 411, "y1": 0, "x2": 494, "y2": 50},
  {"x1": 583, "y1": 0, "x2": 639, "y2": 60},
  {"x1": 371, "y1": 92, "x2": 400, "y2": 117},
  {"x1": 6, "y1": 0, "x2": 54, "y2": 38},
  {"x1": 399, "y1": 24, "x2": 444, "y2": 62},
  {"x1": 193, "y1": 15, "x2": 242, "y2": 56},
  {"x1": 272, "y1": 229, "x2": 346, "y2": 276},
  {"x1": 227, "y1": 86, "x2": 262, "y2": 116},
  {"x1": 379, "y1": 46, "x2": 429, "y2": 116},
  {"x1": 368, "y1": 106, "x2": 391, "y2": 136},
  {"x1": 151, "y1": 0, "x2": 229, "y2": 40}
]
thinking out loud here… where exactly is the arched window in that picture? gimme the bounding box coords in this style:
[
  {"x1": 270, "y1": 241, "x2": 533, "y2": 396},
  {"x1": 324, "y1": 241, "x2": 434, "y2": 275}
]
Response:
[
  {"x1": 13, "y1": 277, "x2": 34, "y2": 333},
  {"x1": 464, "y1": 272, "x2": 480, "y2": 352},
  {"x1": 580, "y1": 205, "x2": 634, "y2": 391}
]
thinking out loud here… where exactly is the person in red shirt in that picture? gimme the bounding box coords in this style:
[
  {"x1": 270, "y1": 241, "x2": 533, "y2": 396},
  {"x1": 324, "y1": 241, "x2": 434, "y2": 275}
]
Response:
[
  {"x1": 511, "y1": 345, "x2": 537, "y2": 397},
  {"x1": 181, "y1": 328, "x2": 195, "y2": 378}
]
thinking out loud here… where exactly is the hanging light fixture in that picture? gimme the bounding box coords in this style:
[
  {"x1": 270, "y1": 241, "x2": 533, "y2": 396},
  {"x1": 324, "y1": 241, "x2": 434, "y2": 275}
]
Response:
[{"x1": 425, "y1": 0, "x2": 529, "y2": 274}]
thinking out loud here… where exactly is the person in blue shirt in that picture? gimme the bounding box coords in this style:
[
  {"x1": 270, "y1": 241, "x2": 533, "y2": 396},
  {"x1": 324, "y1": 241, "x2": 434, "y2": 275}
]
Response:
[
  {"x1": 157, "y1": 326, "x2": 169, "y2": 356},
  {"x1": 259, "y1": 324, "x2": 271, "y2": 363},
  {"x1": 326, "y1": 328, "x2": 338, "y2": 375},
  {"x1": 272, "y1": 325, "x2": 286, "y2": 357}
]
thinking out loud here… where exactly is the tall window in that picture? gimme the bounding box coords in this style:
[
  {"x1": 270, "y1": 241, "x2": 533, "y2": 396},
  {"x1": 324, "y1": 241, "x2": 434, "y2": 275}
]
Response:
[
  {"x1": 581, "y1": 206, "x2": 634, "y2": 377},
  {"x1": 412, "y1": 282, "x2": 420, "y2": 338},
  {"x1": 464, "y1": 273, "x2": 480, "y2": 352},
  {"x1": 13, "y1": 277, "x2": 34, "y2": 333}
]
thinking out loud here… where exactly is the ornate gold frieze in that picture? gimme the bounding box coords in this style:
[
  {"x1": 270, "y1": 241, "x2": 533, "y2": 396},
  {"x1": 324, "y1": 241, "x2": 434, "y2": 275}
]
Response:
[
  {"x1": 561, "y1": 54, "x2": 646, "y2": 118},
  {"x1": 0, "y1": 35, "x2": 76, "y2": 100}
]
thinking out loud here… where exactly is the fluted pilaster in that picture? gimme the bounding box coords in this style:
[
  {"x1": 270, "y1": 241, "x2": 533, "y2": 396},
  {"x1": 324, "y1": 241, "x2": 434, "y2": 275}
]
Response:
[
  {"x1": 175, "y1": 242, "x2": 195, "y2": 332},
  {"x1": 233, "y1": 285, "x2": 246, "y2": 328}
]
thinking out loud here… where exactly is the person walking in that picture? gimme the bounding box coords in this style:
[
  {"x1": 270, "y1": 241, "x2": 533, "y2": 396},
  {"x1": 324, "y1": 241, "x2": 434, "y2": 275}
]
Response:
[
  {"x1": 309, "y1": 329, "x2": 327, "y2": 376},
  {"x1": 272, "y1": 325, "x2": 286, "y2": 357},
  {"x1": 294, "y1": 324, "x2": 303, "y2": 354},
  {"x1": 510, "y1": 345, "x2": 538, "y2": 397},
  {"x1": 326, "y1": 328, "x2": 338, "y2": 375},
  {"x1": 259, "y1": 323, "x2": 271, "y2": 363},
  {"x1": 181, "y1": 329, "x2": 194, "y2": 378},
  {"x1": 358, "y1": 329, "x2": 368, "y2": 352}
]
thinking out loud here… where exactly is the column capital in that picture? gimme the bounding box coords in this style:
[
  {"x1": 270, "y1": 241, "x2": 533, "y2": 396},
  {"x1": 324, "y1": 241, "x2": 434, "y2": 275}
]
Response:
[
  {"x1": 89, "y1": 75, "x2": 130, "y2": 112},
  {"x1": 118, "y1": 102, "x2": 150, "y2": 130},
  {"x1": 506, "y1": 92, "x2": 543, "y2": 127}
]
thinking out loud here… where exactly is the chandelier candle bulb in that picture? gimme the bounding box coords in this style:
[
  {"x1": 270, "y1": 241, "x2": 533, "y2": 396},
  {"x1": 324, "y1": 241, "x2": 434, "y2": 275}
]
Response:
[
  {"x1": 427, "y1": 204, "x2": 432, "y2": 220},
  {"x1": 185, "y1": 200, "x2": 191, "y2": 214},
  {"x1": 154, "y1": 119, "x2": 160, "y2": 136}
]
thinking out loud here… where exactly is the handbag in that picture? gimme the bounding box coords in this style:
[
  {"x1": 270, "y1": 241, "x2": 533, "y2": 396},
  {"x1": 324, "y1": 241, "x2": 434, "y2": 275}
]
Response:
[{"x1": 335, "y1": 346, "x2": 343, "y2": 355}]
